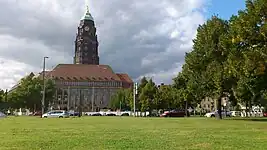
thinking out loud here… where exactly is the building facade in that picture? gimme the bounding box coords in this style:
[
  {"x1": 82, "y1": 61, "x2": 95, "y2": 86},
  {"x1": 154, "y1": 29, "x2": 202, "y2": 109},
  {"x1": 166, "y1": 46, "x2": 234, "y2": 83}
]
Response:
[
  {"x1": 47, "y1": 64, "x2": 132, "y2": 111},
  {"x1": 200, "y1": 97, "x2": 230, "y2": 112}
]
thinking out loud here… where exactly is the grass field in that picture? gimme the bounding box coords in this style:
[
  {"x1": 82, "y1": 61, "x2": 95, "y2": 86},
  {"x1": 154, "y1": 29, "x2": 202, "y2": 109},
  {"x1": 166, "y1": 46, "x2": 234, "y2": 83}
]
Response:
[{"x1": 0, "y1": 117, "x2": 267, "y2": 150}]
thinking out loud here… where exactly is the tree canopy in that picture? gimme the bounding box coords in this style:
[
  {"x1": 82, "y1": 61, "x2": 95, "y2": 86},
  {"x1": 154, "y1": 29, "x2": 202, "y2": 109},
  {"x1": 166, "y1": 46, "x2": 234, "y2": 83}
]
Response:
[
  {"x1": 110, "y1": 0, "x2": 267, "y2": 118},
  {"x1": 7, "y1": 74, "x2": 56, "y2": 111}
]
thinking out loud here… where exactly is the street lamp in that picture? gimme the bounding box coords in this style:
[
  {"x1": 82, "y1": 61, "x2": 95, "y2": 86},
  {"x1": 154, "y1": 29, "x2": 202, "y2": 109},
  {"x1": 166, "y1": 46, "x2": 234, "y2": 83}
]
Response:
[{"x1": 41, "y1": 56, "x2": 49, "y2": 118}]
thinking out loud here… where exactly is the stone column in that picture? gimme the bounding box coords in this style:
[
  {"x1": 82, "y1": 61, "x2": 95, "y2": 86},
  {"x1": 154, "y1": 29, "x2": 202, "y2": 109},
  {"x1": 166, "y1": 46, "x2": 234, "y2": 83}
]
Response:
[
  {"x1": 54, "y1": 88, "x2": 58, "y2": 109},
  {"x1": 67, "y1": 86, "x2": 70, "y2": 111},
  {"x1": 91, "y1": 87, "x2": 95, "y2": 111},
  {"x1": 61, "y1": 88, "x2": 64, "y2": 110}
]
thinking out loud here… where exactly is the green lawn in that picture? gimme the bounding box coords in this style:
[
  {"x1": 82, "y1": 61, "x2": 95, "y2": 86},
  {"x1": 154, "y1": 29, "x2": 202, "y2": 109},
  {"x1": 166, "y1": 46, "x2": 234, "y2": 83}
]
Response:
[{"x1": 0, "y1": 117, "x2": 267, "y2": 150}]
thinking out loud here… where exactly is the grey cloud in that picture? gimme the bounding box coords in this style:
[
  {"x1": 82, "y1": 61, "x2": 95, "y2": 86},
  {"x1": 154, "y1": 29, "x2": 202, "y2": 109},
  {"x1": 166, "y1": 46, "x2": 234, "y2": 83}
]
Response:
[{"x1": 0, "y1": 0, "x2": 207, "y2": 86}]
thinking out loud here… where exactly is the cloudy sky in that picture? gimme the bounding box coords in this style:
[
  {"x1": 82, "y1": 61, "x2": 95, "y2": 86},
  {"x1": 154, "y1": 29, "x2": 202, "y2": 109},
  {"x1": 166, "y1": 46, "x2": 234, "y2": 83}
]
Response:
[{"x1": 0, "y1": 0, "x2": 245, "y2": 90}]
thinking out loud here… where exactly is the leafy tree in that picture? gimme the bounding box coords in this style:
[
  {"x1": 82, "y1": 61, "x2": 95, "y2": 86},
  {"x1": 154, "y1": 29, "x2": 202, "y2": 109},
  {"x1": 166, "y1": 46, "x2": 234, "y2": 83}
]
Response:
[
  {"x1": 173, "y1": 73, "x2": 188, "y2": 110},
  {"x1": 227, "y1": 0, "x2": 267, "y2": 113},
  {"x1": 125, "y1": 88, "x2": 134, "y2": 110},
  {"x1": 138, "y1": 77, "x2": 148, "y2": 92},
  {"x1": 177, "y1": 16, "x2": 230, "y2": 119},
  {"x1": 173, "y1": 71, "x2": 200, "y2": 116},
  {"x1": 0, "y1": 89, "x2": 4, "y2": 103},
  {"x1": 136, "y1": 77, "x2": 148, "y2": 112},
  {"x1": 7, "y1": 73, "x2": 56, "y2": 111},
  {"x1": 155, "y1": 85, "x2": 175, "y2": 110},
  {"x1": 109, "y1": 89, "x2": 131, "y2": 110},
  {"x1": 44, "y1": 79, "x2": 56, "y2": 109},
  {"x1": 139, "y1": 79, "x2": 157, "y2": 115},
  {"x1": 0, "y1": 89, "x2": 9, "y2": 110}
]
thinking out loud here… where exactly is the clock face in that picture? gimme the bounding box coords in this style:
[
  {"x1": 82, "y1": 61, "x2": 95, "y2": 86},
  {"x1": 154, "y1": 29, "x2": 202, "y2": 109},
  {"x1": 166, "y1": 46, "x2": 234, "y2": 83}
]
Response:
[{"x1": 84, "y1": 26, "x2": 90, "y2": 31}]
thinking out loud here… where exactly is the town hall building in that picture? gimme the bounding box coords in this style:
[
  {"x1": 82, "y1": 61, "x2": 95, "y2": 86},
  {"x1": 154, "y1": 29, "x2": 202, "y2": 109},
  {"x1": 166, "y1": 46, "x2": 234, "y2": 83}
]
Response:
[{"x1": 44, "y1": 5, "x2": 133, "y2": 111}]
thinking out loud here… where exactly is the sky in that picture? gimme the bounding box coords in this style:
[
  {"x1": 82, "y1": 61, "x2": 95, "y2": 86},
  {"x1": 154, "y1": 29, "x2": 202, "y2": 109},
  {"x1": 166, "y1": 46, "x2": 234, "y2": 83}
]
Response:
[{"x1": 0, "y1": 0, "x2": 246, "y2": 90}]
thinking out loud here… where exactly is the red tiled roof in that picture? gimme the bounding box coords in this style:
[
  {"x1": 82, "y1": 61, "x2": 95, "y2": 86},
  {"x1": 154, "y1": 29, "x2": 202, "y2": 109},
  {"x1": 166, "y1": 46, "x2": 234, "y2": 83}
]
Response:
[
  {"x1": 116, "y1": 73, "x2": 133, "y2": 83},
  {"x1": 49, "y1": 64, "x2": 130, "y2": 82}
]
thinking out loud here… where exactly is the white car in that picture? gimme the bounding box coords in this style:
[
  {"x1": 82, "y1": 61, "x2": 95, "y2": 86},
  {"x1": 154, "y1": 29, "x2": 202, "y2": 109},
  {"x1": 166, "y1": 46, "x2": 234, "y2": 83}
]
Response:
[
  {"x1": 231, "y1": 111, "x2": 241, "y2": 117},
  {"x1": 205, "y1": 111, "x2": 231, "y2": 118},
  {"x1": 42, "y1": 110, "x2": 70, "y2": 118},
  {"x1": 0, "y1": 112, "x2": 6, "y2": 118}
]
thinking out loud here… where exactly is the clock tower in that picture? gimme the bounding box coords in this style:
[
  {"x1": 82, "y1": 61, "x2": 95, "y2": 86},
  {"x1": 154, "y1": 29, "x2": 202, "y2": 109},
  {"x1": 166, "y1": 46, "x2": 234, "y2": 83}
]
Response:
[{"x1": 74, "y1": 5, "x2": 99, "y2": 65}]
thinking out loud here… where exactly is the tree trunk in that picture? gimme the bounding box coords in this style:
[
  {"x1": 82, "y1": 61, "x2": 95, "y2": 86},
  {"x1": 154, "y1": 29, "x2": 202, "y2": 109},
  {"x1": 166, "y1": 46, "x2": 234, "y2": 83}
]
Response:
[
  {"x1": 217, "y1": 96, "x2": 222, "y2": 119},
  {"x1": 249, "y1": 100, "x2": 252, "y2": 117},
  {"x1": 245, "y1": 101, "x2": 249, "y2": 117},
  {"x1": 185, "y1": 100, "x2": 188, "y2": 117}
]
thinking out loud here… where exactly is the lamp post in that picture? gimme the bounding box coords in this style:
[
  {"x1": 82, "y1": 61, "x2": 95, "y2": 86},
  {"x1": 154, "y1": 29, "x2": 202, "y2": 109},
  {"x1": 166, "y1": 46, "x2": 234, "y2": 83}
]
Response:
[
  {"x1": 133, "y1": 82, "x2": 138, "y2": 117},
  {"x1": 41, "y1": 56, "x2": 49, "y2": 118}
]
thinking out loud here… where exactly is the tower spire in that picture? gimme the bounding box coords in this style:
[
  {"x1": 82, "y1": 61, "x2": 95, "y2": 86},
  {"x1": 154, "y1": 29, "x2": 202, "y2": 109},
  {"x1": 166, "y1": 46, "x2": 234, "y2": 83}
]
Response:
[
  {"x1": 81, "y1": 0, "x2": 94, "y2": 21},
  {"x1": 85, "y1": 0, "x2": 89, "y2": 12}
]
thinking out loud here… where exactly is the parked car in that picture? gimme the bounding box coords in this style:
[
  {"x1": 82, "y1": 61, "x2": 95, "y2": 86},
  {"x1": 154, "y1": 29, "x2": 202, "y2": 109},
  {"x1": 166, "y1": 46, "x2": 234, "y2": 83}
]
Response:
[
  {"x1": 205, "y1": 110, "x2": 231, "y2": 118},
  {"x1": 106, "y1": 113, "x2": 116, "y2": 116},
  {"x1": 231, "y1": 111, "x2": 241, "y2": 117},
  {"x1": 33, "y1": 111, "x2": 42, "y2": 116},
  {"x1": 121, "y1": 113, "x2": 130, "y2": 116},
  {"x1": 42, "y1": 110, "x2": 70, "y2": 118},
  {"x1": 69, "y1": 112, "x2": 80, "y2": 116},
  {"x1": 0, "y1": 111, "x2": 6, "y2": 118},
  {"x1": 92, "y1": 113, "x2": 102, "y2": 116},
  {"x1": 160, "y1": 110, "x2": 189, "y2": 117}
]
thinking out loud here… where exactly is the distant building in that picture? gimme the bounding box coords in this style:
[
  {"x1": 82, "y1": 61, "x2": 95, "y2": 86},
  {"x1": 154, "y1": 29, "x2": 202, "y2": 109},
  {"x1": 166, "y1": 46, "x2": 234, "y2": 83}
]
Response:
[
  {"x1": 46, "y1": 64, "x2": 132, "y2": 111},
  {"x1": 200, "y1": 97, "x2": 229, "y2": 112}
]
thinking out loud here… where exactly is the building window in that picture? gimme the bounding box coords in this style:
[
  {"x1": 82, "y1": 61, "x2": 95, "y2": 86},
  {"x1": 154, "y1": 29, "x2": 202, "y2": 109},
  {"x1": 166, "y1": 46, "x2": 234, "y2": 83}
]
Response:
[{"x1": 58, "y1": 95, "x2": 61, "y2": 101}]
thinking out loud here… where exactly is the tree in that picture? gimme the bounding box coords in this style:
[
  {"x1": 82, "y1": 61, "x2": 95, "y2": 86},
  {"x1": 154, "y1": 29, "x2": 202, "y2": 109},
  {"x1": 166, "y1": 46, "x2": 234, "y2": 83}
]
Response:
[
  {"x1": 173, "y1": 72, "x2": 188, "y2": 111},
  {"x1": 0, "y1": 89, "x2": 4, "y2": 103},
  {"x1": 173, "y1": 71, "x2": 202, "y2": 116},
  {"x1": 139, "y1": 78, "x2": 157, "y2": 115},
  {"x1": 125, "y1": 88, "x2": 134, "y2": 110},
  {"x1": 177, "y1": 16, "x2": 230, "y2": 119},
  {"x1": 45, "y1": 79, "x2": 56, "y2": 109},
  {"x1": 136, "y1": 77, "x2": 148, "y2": 112},
  {"x1": 0, "y1": 89, "x2": 9, "y2": 111},
  {"x1": 227, "y1": 0, "x2": 267, "y2": 114},
  {"x1": 109, "y1": 89, "x2": 131, "y2": 110},
  {"x1": 155, "y1": 85, "x2": 175, "y2": 110},
  {"x1": 7, "y1": 74, "x2": 56, "y2": 111}
]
